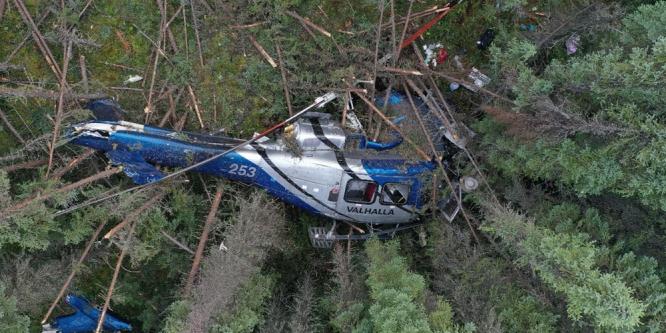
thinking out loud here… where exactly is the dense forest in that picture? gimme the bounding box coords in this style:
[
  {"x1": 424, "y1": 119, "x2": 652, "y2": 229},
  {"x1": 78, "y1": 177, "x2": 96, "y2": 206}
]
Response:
[{"x1": 1, "y1": 0, "x2": 665, "y2": 332}]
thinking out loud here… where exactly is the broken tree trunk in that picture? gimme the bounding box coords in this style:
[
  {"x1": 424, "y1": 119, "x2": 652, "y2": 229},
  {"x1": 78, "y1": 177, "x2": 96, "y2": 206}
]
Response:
[
  {"x1": 13, "y1": 0, "x2": 63, "y2": 81},
  {"x1": 0, "y1": 107, "x2": 26, "y2": 144},
  {"x1": 46, "y1": 40, "x2": 72, "y2": 178},
  {"x1": 249, "y1": 35, "x2": 277, "y2": 68},
  {"x1": 0, "y1": 85, "x2": 106, "y2": 100},
  {"x1": 41, "y1": 219, "x2": 108, "y2": 324},
  {"x1": 275, "y1": 40, "x2": 293, "y2": 116},
  {"x1": 95, "y1": 218, "x2": 138, "y2": 333},
  {"x1": 184, "y1": 184, "x2": 223, "y2": 294},
  {"x1": 1, "y1": 167, "x2": 121, "y2": 219},
  {"x1": 103, "y1": 190, "x2": 168, "y2": 239},
  {"x1": 2, "y1": 159, "x2": 48, "y2": 172},
  {"x1": 285, "y1": 10, "x2": 331, "y2": 38},
  {"x1": 51, "y1": 149, "x2": 96, "y2": 180}
]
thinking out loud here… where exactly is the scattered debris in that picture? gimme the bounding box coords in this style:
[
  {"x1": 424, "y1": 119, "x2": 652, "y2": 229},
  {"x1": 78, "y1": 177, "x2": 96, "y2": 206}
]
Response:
[
  {"x1": 423, "y1": 43, "x2": 448, "y2": 67},
  {"x1": 476, "y1": 28, "x2": 496, "y2": 50},
  {"x1": 520, "y1": 23, "x2": 538, "y2": 32},
  {"x1": 453, "y1": 55, "x2": 465, "y2": 70},
  {"x1": 464, "y1": 68, "x2": 491, "y2": 92},
  {"x1": 123, "y1": 75, "x2": 143, "y2": 84},
  {"x1": 566, "y1": 33, "x2": 580, "y2": 55}
]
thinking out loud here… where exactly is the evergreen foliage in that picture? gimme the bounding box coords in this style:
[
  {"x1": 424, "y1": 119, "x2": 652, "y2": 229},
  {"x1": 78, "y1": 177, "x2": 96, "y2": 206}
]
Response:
[
  {"x1": 211, "y1": 274, "x2": 276, "y2": 333},
  {"x1": 483, "y1": 204, "x2": 645, "y2": 331},
  {"x1": 0, "y1": 283, "x2": 30, "y2": 333},
  {"x1": 363, "y1": 239, "x2": 432, "y2": 333},
  {"x1": 2, "y1": 0, "x2": 666, "y2": 332}
]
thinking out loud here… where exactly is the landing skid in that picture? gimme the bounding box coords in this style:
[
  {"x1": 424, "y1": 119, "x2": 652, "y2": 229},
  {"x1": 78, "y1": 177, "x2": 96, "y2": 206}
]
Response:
[{"x1": 308, "y1": 221, "x2": 424, "y2": 248}]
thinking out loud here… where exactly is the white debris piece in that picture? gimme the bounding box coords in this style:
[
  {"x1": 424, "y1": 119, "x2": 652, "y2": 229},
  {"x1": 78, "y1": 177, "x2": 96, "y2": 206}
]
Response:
[
  {"x1": 253, "y1": 132, "x2": 270, "y2": 142},
  {"x1": 566, "y1": 34, "x2": 580, "y2": 55},
  {"x1": 124, "y1": 75, "x2": 143, "y2": 84},
  {"x1": 423, "y1": 43, "x2": 443, "y2": 67},
  {"x1": 345, "y1": 111, "x2": 363, "y2": 131},
  {"x1": 463, "y1": 68, "x2": 491, "y2": 92}
]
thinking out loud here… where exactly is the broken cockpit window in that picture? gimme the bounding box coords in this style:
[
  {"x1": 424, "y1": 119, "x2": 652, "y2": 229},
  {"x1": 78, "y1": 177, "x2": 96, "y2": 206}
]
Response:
[
  {"x1": 380, "y1": 183, "x2": 410, "y2": 205},
  {"x1": 344, "y1": 180, "x2": 378, "y2": 204}
]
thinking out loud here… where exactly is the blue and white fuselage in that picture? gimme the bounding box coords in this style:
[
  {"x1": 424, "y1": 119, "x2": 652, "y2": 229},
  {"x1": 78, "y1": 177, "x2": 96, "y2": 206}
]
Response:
[{"x1": 69, "y1": 112, "x2": 437, "y2": 225}]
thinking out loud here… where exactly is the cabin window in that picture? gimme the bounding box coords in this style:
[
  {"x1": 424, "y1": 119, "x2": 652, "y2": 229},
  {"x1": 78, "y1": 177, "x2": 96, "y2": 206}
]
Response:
[
  {"x1": 380, "y1": 183, "x2": 410, "y2": 205},
  {"x1": 344, "y1": 180, "x2": 378, "y2": 204}
]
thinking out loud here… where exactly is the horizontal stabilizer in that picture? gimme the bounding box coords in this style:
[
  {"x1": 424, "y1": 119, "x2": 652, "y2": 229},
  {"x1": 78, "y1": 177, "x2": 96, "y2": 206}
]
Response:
[{"x1": 106, "y1": 150, "x2": 164, "y2": 185}]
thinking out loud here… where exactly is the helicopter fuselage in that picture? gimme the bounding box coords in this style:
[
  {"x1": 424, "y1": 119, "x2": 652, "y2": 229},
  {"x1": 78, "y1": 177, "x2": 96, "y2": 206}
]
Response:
[{"x1": 70, "y1": 113, "x2": 436, "y2": 225}]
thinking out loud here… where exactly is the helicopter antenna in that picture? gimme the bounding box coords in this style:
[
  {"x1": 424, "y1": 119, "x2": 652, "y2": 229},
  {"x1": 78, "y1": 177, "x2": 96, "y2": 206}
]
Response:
[{"x1": 54, "y1": 92, "x2": 339, "y2": 217}]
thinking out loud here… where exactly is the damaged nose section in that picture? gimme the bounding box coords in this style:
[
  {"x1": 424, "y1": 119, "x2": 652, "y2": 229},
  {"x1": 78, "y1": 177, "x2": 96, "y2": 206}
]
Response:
[{"x1": 86, "y1": 99, "x2": 126, "y2": 121}]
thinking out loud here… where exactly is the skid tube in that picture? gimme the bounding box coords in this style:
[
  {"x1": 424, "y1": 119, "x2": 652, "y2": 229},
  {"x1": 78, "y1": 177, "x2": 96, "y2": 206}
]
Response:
[{"x1": 308, "y1": 221, "x2": 425, "y2": 248}]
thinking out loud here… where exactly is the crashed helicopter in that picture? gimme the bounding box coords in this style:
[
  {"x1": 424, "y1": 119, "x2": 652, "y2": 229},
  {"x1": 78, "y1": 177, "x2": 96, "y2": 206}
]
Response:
[{"x1": 68, "y1": 91, "x2": 477, "y2": 247}]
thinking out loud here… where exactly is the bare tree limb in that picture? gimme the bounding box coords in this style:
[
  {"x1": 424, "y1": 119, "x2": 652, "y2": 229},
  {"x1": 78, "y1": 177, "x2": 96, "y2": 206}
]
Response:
[
  {"x1": 46, "y1": 40, "x2": 72, "y2": 178},
  {"x1": 0, "y1": 85, "x2": 106, "y2": 100},
  {"x1": 1, "y1": 167, "x2": 121, "y2": 219},
  {"x1": 184, "y1": 184, "x2": 223, "y2": 294},
  {"x1": 79, "y1": 55, "x2": 89, "y2": 93},
  {"x1": 103, "y1": 190, "x2": 167, "y2": 240},
  {"x1": 13, "y1": 0, "x2": 63, "y2": 81},
  {"x1": 51, "y1": 149, "x2": 95, "y2": 180},
  {"x1": 190, "y1": 0, "x2": 205, "y2": 68},
  {"x1": 95, "y1": 217, "x2": 138, "y2": 333},
  {"x1": 249, "y1": 35, "x2": 277, "y2": 68},
  {"x1": 187, "y1": 84, "x2": 205, "y2": 129},
  {"x1": 1, "y1": 159, "x2": 48, "y2": 172},
  {"x1": 160, "y1": 230, "x2": 195, "y2": 255},
  {"x1": 0, "y1": 107, "x2": 26, "y2": 144},
  {"x1": 41, "y1": 219, "x2": 108, "y2": 324},
  {"x1": 285, "y1": 10, "x2": 331, "y2": 38},
  {"x1": 275, "y1": 40, "x2": 292, "y2": 116}
]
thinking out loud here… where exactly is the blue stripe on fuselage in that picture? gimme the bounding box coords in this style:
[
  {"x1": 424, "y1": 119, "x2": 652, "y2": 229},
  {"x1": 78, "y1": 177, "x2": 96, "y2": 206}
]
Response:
[{"x1": 74, "y1": 130, "x2": 320, "y2": 215}]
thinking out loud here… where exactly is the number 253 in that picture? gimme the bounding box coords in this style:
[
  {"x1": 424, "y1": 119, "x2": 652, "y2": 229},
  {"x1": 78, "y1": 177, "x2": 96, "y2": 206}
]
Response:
[{"x1": 229, "y1": 163, "x2": 256, "y2": 177}]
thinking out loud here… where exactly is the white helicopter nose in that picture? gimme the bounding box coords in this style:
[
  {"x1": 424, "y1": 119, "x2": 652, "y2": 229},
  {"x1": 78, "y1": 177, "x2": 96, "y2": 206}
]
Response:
[{"x1": 74, "y1": 121, "x2": 145, "y2": 136}]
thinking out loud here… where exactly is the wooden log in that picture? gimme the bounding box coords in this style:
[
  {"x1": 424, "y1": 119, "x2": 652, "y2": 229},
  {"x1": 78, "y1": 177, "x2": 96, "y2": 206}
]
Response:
[
  {"x1": 379, "y1": 66, "x2": 423, "y2": 76},
  {"x1": 46, "y1": 41, "x2": 72, "y2": 178},
  {"x1": 51, "y1": 149, "x2": 95, "y2": 180},
  {"x1": 0, "y1": 108, "x2": 25, "y2": 144},
  {"x1": 184, "y1": 184, "x2": 223, "y2": 294},
  {"x1": 95, "y1": 218, "x2": 137, "y2": 333},
  {"x1": 103, "y1": 190, "x2": 167, "y2": 240},
  {"x1": 13, "y1": 0, "x2": 63, "y2": 81},
  {"x1": 285, "y1": 10, "x2": 332, "y2": 38},
  {"x1": 275, "y1": 40, "x2": 292, "y2": 116},
  {"x1": 41, "y1": 219, "x2": 108, "y2": 324},
  {"x1": 0, "y1": 86, "x2": 106, "y2": 100},
  {"x1": 249, "y1": 35, "x2": 277, "y2": 68},
  {"x1": 1, "y1": 167, "x2": 121, "y2": 218},
  {"x1": 2, "y1": 159, "x2": 48, "y2": 172}
]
